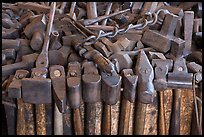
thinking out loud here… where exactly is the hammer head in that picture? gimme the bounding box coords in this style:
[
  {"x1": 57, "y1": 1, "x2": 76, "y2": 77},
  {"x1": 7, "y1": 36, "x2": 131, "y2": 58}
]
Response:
[
  {"x1": 82, "y1": 61, "x2": 101, "y2": 103},
  {"x1": 152, "y1": 59, "x2": 173, "y2": 91},
  {"x1": 67, "y1": 62, "x2": 82, "y2": 109},
  {"x1": 23, "y1": 14, "x2": 46, "y2": 39},
  {"x1": 101, "y1": 72, "x2": 122, "y2": 105},
  {"x1": 22, "y1": 67, "x2": 52, "y2": 104}
]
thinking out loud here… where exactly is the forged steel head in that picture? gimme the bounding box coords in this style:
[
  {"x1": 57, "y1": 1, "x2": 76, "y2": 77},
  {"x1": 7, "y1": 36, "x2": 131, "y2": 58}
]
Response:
[
  {"x1": 50, "y1": 65, "x2": 66, "y2": 113},
  {"x1": 82, "y1": 61, "x2": 101, "y2": 103},
  {"x1": 135, "y1": 50, "x2": 156, "y2": 104}
]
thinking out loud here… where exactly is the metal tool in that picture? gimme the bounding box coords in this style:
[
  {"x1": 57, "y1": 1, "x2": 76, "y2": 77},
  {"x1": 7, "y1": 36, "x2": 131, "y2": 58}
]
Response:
[
  {"x1": 134, "y1": 50, "x2": 158, "y2": 135},
  {"x1": 151, "y1": 58, "x2": 173, "y2": 135},
  {"x1": 2, "y1": 53, "x2": 38, "y2": 79},
  {"x1": 101, "y1": 71, "x2": 121, "y2": 135},
  {"x1": 2, "y1": 27, "x2": 20, "y2": 39},
  {"x1": 142, "y1": 12, "x2": 179, "y2": 53},
  {"x1": 49, "y1": 31, "x2": 62, "y2": 50},
  {"x1": 21, "y1": 2, "x2": 56, "y2": 135},
  {"x1": 67, "y1": 61, "x2": 83, "y2": 135},
  {"x1": 2, "y1": 39, "x2": 21, "y2": 51},
  {"x1": 80, "y1": 8, "x2": 130, "y2": 26},
  {"x1": 82, "y1": 61, "x2": 102, "y2": 135},
  {"x1": 49, "y1": 65, "x2": 66, "y2": 135},
  {"x1": 168, "y1": 58, "x2": 193, "y2": 135},
  {"x1": 183, "y1": 11, "x2": 194, "y2": 57},
  {"x1": 119, "y1": 69, "x2": 138, "y2": 135},
  {"x1": 2, "y1": 49, "x2": 16, "y2": 60},
  {"x1": 7, "y1": 70, "x2": 31, "y2": 135}
]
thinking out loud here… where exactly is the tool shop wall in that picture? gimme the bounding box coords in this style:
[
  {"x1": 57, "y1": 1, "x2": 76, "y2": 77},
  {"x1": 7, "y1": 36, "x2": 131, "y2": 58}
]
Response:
[{"x1": 2, "y1": 2, "x2": 202, "y2": 135}]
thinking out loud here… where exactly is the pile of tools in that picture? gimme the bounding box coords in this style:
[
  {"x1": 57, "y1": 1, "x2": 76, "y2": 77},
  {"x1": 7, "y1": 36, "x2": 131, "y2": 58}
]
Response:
[{"x1": 2, "y1": 2, "x2": 202, "y2": 135}]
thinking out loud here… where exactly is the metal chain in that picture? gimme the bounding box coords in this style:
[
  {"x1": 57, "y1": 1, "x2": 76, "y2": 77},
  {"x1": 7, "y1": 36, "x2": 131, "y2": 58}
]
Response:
[{"x1": 81, "y1": 9, "x2": 170, "y2": 46}]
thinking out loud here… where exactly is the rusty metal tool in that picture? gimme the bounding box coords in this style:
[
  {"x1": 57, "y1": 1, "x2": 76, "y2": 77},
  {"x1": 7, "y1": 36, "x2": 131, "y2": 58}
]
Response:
[
  {"x1": 2, "y1": 49, "x2": 16, "y2": 60},
  {"x1": 82, "y1": 61, "x2": 102, "y2": 135},
  {"x1": 142, "y1": 12, "x2": 179, "y2": 53},
  {"x1": 186, "y1": 51, "x2": 202, "y2": 65},
  {"x1": 18, "y1": 10, "x2": 35, "y2": 27},
  {"x1": 7, "y1": 70, "x2": 34, "y2": 135},
  {"x1": 134, "y1": 50, "x2": 158, "y2": 135},
  {"x1": 119, "y1": 69, "x2": 138, "y2": 135},
  {"x1": 2, "y1": 53, "x2": 38, "y2": 79},
  {"x1": 49, "y1": 31, "x2": 62, "y2": 50},
  {"x1": 23, "y1": 14, "x2": 46, "y2": 39},
  {"x1": 23, "y1": 14, "x2": 46, "y2": 51},
  {"x1": 17, "y1": 2, "x2": 61, "y2": 14},
  {"x1": 109, "y1": 52, "x2": 133, "y2": 72},
  {"x1": 183, "y1": 11, "x2": 194, "y2": 57},
  {"x1": 67, "y1": 61, "x2": 83, "y2": 135},
  {"x1": 79, "y1": 8, "x2": 130, "y2": 26},
  {"x1": 101, "y1": 71, "x2": 122, "y2": 135},
  {"x1": 2, "y1": 17, "x2": 22, "y2": 29},
  {"x1": 86, "y1": 2, "x2": 98, "y2": 25},
  {"x1": 168, "y1": 58, "x2": 193, "y2": 135},
  {"x1": 2, "y1": 28, "x2": 20, "y2": 39},
  {"x1": 168, "y1": 37, "x2": 185, "y2": 59},
  {"x1": 48, "y1": 50, "x2": 65, "y2": 67},
  {"x1": 50, "y1": 65, "x2": 66, "y2": 113},
  {"x1": 49, "y1": 65, "x2": 66, "y2": 135},
  {"x1": 71, "y1": 37, "x2": 116, "y2": 74},
  {"x1": 2, "y1": 39, "x2": 21, "y2": 51},
  {"x1": 15, "y1": 39, "x2": 33, "y2": 63},
  {"x1": 151, "y1": 58, "x2": 173, "y2": 135},
  {"x1": 21, "y1": 2, "x2": 56, "y2": 135}
]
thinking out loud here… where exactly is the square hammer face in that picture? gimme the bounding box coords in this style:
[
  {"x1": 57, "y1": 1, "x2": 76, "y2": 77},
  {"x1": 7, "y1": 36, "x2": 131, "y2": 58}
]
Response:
[
  {"x1": 142, "y1": 30, "x2": 171, "y2": 53},
  {"x1": 22, "y1": 78, "x2": 52, "y2": 104}
]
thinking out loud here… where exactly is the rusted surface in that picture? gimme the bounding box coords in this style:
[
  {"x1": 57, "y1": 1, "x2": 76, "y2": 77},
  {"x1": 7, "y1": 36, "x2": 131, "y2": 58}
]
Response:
[
  {"x1": 24, "y1": 103, "x2": 35, "y2": 135},
  {"x1": 163, "y1": 89, "x2": 173, "y2": 134},
  {"x1": 180, "y1": 89, "x2": 194, "y2": 135},
  {"x1": 36, "y1": 104, "x2": 46, "y2": 135}
]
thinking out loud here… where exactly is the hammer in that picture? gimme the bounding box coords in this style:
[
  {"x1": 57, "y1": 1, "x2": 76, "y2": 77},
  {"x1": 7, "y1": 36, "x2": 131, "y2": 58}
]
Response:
[
  {"x1": 67, "y1": 61, "x2": 84, "y2": 135},
  {"x1": 101, "y1": 71, "x2": 122, "y2": 135},
  {"x1": 151, "y1": 58, "x2": 173, "y2": 135},
  {"x1": 168, "y1": 58, "x2": 193, "y2": 135},
  {"x1": 142, "y1": 12, "x2": 179, "y2": 53},
  {"x1": 7, "y1": 70, "x2": 34, "y2": 135},
  {"x1": 21, "y1": 3, "x2": 56, "y2": 135},
  {"x1": 82, "y1": 61, "x2": 102, "y2": 135},
  {"x1": 134, "y1": 50, "x2": 158, "y2": 135},
  {"x1": 119, "y1": 69, "x2": 138, "y2": 135}
]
